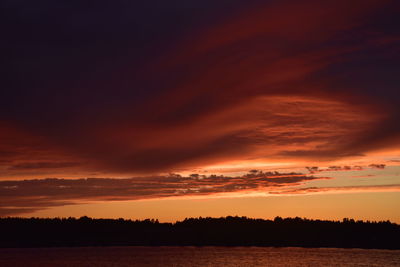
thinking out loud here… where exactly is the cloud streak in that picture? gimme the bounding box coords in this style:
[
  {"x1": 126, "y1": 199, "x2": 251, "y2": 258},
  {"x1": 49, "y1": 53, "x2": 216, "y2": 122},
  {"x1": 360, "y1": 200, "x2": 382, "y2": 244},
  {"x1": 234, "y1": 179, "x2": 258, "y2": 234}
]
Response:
[
  {"x1": 0, "y1": 171, "x2": 327, "y2": 216},
  {"x1": 305, "y1": 164, "x2": 386, "y2": 174},
  {"x1": 269, "y1": 184, "x2": 400, "y2": 195},
  {"x1": 2, "y1": 168, "x2": 398, "y2": 216}
]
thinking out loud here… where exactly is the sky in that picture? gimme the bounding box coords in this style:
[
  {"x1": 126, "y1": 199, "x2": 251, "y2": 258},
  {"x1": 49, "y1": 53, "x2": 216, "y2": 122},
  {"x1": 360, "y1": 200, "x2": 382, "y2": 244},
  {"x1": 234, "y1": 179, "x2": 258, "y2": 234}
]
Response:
[{"x1": 1, "y1": 0, "x2": 400, "y2": 222}]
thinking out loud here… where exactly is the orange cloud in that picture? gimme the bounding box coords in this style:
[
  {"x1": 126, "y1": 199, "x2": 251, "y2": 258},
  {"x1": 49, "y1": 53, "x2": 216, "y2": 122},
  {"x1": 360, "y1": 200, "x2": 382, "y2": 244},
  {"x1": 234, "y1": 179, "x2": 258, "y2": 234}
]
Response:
[{"x1": 269, "y1": 184, "x2": 400, "y2": 195}]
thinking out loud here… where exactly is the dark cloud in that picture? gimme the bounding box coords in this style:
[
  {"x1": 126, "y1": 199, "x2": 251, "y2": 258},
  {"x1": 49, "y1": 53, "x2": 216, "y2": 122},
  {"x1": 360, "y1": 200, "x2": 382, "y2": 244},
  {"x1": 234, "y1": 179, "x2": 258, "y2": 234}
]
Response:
[
  {"x1": 0, "y1": 171, "x2": 328, "y2": 216},
  {"x1": 8, "y1": 162, "x2": 80, "y2": 170},
  {"x1": 304, "y1": 164, "x2": 385, "y2": 174},
  {"x1": 0, "y1": 0, "x2": 399, "y2": 177},
  {"x1": 368, "y1": 164, "x2": 386, "y2": 169}
]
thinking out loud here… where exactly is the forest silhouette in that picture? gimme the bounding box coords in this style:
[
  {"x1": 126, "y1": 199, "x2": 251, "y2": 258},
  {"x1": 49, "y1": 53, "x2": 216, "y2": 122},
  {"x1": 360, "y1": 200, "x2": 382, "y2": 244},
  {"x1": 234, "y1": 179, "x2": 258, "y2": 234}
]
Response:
[{"x1": 1, "y1": 216, "x2": 399, "y2": 249}]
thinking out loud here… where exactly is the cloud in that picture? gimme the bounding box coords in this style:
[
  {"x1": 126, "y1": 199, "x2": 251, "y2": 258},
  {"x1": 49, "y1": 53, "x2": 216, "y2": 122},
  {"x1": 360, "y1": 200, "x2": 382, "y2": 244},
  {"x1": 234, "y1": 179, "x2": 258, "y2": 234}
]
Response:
[
  {"x1": 0, "y1": 0, "x2": 399, "y2": 178},
  {"x1": 0, "y1": 96, "x2": 387, "y2": 177},
  {"x1": 8, "y1": 162, "x2": 80, "y2": 170},
  {"x1": 0, "y1": 171, "x2": 328, "y2": 216},
  {"x1": 269, "y1": 184, "x2": 400, "y2": 195},
  {"x1": 304, "y1": 164, "x2": 385, "y2": 174},
  {"x1": 368, "y1": 164, "x2": 386, "y2": 169}
]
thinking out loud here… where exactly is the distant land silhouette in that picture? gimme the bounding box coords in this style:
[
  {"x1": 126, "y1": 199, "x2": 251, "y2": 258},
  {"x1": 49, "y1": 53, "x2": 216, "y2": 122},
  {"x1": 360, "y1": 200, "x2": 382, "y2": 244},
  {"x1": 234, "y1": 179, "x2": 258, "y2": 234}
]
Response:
[{"x1": 1, "y1": 216, "x2": 399, "y2": 249}]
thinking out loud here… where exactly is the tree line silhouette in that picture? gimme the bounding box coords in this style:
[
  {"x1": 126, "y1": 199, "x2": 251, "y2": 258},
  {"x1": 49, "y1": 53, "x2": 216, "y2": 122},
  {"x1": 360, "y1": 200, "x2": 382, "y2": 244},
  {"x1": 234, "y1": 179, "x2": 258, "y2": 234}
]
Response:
[{"x1": 1, "y1": 216, "x2": 399, "y2": 249}]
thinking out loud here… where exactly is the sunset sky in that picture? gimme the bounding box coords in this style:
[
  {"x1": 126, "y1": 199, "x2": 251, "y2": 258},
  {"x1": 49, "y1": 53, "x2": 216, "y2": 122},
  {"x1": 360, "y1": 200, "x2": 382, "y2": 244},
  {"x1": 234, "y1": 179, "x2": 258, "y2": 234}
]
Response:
[{"x1": 1, "y1": 0, "x2": 400, "y2": 222}]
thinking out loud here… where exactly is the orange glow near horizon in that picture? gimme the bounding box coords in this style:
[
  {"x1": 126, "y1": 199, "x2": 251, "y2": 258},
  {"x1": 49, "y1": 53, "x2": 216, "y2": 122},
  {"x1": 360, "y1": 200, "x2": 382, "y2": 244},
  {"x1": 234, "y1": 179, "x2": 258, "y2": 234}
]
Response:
[{"x1": 20, "y1": 192, "x2": 400, "y2": 223}]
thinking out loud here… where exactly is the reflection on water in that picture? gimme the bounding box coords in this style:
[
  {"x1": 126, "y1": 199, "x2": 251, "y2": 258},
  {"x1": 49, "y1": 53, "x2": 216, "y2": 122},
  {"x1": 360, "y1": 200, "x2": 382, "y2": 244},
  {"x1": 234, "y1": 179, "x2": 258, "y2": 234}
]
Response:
[{"x1": 0, "y1": 247, "x2": 399, "y2": 267}]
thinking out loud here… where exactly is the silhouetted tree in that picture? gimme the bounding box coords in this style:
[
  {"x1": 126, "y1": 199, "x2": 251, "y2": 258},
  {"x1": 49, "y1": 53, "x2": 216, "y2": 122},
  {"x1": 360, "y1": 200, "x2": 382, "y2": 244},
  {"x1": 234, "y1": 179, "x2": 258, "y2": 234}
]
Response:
[{"x1": 0, "y1": 216, "x2": 398, "y2": 248}]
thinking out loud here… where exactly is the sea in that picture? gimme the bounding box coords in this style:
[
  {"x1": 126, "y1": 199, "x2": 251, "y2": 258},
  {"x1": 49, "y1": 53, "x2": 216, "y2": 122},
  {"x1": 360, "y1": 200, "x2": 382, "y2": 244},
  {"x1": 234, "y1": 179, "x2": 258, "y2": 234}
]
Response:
[{"x1": 0, "y1": 246, "x2": 399, "y2": 266}]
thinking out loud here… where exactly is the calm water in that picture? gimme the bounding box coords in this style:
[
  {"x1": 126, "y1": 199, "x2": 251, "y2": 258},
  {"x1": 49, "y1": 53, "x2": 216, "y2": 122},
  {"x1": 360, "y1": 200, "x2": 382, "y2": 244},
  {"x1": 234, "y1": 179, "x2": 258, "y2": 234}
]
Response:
[{"x1": 0, "y1": 247, "x2": 399, "y2": 267}]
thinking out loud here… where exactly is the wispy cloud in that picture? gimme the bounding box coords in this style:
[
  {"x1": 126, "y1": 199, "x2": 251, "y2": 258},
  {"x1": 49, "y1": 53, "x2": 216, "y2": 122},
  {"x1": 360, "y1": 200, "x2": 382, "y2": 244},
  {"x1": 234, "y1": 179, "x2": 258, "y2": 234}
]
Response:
[
  {"x1": 305, "y1": 164, "x2": 386, "y2": 174},
  {"x1": 0, "y1": 171, "x2": 327, "y2": 216},
  {"x1": 269, "y1": 184, "x2": 400, "y2": 195},
  {"x1": 8, "y1": 162, "x2": 81, "y2": 170}
]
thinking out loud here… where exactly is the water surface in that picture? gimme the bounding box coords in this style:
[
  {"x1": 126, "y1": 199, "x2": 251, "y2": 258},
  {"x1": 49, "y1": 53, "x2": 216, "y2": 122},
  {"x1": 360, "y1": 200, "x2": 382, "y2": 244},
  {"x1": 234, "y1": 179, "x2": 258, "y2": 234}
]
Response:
[{"x1": 1, "y1": 247, "x2": 399, "y2": 266}]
